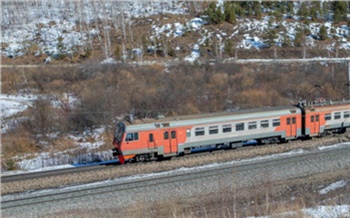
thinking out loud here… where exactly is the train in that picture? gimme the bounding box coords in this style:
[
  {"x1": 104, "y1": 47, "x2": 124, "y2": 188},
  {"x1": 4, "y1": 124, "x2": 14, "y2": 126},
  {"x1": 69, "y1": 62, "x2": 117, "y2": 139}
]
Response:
[{"x1": 112, "y1": 100, "x2": 350, "y2": 164}]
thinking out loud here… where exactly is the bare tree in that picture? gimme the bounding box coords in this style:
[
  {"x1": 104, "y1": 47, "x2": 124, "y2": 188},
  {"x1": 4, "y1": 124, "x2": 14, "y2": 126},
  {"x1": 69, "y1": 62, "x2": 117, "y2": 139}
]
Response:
[
  {"x1": 128, "y1": 20, "x2": 134, "y2": 44},
  {"x1": 121, "y1": 10, "x2": 127, "y2": 42}
]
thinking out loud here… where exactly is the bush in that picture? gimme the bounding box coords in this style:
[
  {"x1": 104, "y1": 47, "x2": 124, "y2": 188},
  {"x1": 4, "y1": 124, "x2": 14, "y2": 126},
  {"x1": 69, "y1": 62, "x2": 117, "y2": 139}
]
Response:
[
  {"x1": 205, "y1": 2, "x2": 225, "y2": 24},
  {"x1": 319, "y1": 25, "x2": 328, "y2": 40},
  {"x1": 5, "y1": 159, "x2": 18, "y2": 171}
]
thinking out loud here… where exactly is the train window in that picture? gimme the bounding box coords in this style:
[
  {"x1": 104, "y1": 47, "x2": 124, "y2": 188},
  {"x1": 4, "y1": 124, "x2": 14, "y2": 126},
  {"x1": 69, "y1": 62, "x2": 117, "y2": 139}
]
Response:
[
  {"x1": 316, "y1": 115, "x2": 319, "y2": 122},
  {"x1": 287, "y1": 118, "x2": 291, "y2": 125},
  {"x1": 273, "y1": 119, "x2": 280, "y2": 127},
  {"x1": 195, "y1": 128, "x2": 205, "y2": 136},
  {"x1": 311, "y1": 116, "x2": 314, "y2": 122},
  {"x1": 248, "y1": 121, "x2": 257, "y2": 130},
  {"x1": 126, "y1": 132, "x2": 139, "y2": 141},
  {"x1": 325, "y1": 113, "x2": 331, "y2": 121},
  {"x1": 162, "y1": 123, "x2": 170, "y2": 127},
  {"x1": 292, "y1": 117, "x2": 296, "y2": 124},
  {"x1": 171, "y1": 131, "x2": 176, "y2": 139},
  {"x1": 154, "y1": 124, "x2": 161, "y2": 128},
  {"x1": 164, "y1": 132, "x2": 169, "y2": 140},
  {"x1": 209, "y1": 126, "x2": 218, "y2": 134},
  {"x1": 126, "y1": 133, "x2": 133, "y2": 141},
  {"x1": 186, "y1": 129, "x2": 191, "y2": 137},
  {"x1": 261, "y1": 120, "x2": 269, "y2": 128},
  {"x1": 344, "y1": 111, "x2": 350, "y2": 118},
  {"x1": 149, "y1": 133, "x2": 154, "y2": 142},
  {"x1": 222, "y1": 124, "x2": 232, "y2": 133},
  {"x1": 334, "y1": 112, "x2": 341, "y2": 120},
  {"x1": 236, "y1": 123, "x2": 244, "y2": 131}
]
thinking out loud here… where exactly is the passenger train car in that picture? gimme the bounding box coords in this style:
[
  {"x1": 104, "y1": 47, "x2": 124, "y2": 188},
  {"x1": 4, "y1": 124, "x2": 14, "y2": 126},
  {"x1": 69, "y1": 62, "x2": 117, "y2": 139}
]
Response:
[
  {"x1": 112, "y1": 100, "x2": 350, "y2": 164},
  {"x1": 301, "y1": 101, "x2": 350, "y2": 136}
]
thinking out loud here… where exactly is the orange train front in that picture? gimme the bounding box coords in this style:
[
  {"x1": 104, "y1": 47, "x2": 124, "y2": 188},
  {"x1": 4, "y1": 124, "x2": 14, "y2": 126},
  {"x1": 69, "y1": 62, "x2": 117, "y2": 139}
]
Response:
[{"x1": 112, "y1": 100, "x2": 350, "y2": 163}]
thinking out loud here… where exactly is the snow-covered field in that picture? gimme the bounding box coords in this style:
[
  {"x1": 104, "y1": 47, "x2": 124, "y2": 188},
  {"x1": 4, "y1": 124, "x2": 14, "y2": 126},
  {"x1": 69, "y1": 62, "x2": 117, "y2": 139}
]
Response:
[
  {"x1": 2, "y1": 1, "x2": 350, "y2": 64},
  {"x1": 1, "y1": 1, "x2": 198, "y2": 62}
]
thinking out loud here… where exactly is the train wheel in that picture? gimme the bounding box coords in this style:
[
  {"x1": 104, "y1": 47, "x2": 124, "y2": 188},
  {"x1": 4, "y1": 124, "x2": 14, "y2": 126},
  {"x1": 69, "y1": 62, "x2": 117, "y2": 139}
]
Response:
[{"x1": 135, "y1": 154, "x2": 149, "y2": 162}]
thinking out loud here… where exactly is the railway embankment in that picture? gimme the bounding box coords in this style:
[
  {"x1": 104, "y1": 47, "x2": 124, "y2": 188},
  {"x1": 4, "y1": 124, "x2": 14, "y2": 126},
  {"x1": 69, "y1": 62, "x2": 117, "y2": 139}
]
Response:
[
  {"x1": 2, "y1": 139, "x2": 350, "y2": 217},
  {"x1": 2, "y1": 133, "x2": 349, "y2": 195}
]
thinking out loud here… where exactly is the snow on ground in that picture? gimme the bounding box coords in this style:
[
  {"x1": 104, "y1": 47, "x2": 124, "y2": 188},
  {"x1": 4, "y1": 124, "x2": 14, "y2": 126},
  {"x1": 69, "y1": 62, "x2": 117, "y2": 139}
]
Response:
[
  {"x1": 3, "y1": 143, "x2": 349, "y2": 217},
  {"x1": 1, "y1": 93, "x2": 113, "y2": 172},
  {"x1": 319, "y1": 180, "x2": 348, "y2": 195},
  {"x1": 3, "y1": 1, "x2": 350, "y2": 61},
  {"x1": 1, "y1": 1, "x2": 189, "y2": 59},
  {"x1": 5, "y1": 142, "x2": 349, "y2": 187},
  {"x1": 303, "y1": 205, "x2": 350, "y2": 218},
  {"x1": 100, "y1": 57, "x2": 117, "y2": 64},
  {"x1": 248, "y1": 205, "x2": 350, "y2": 218},
  {"x1": 318, "y1": 142, "x2": 350, "y2": 150},
  {"x1": 184, "y1": 44, "x2": 201, "y2": 62},
  {"x1": 0, "y1": 93, "x2": 37, "y2": 118},
  {"x1": 1, "y1": 93, "x2": 38, "y2": 133},
  {"x1": 1, "y1": 92, "x2": 79, "y2": 133}
]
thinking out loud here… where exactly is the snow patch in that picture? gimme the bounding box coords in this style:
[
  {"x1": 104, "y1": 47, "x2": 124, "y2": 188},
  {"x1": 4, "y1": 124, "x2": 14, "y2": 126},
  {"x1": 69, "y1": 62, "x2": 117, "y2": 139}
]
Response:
[
  {"x1": 101, "y1": 57, "x2": 117, "y2": 64},
  {"x1": 319, "y1": 180, "x2": 348, "y2": 195},
  {"x1": 184, "y1": 44, "x2": 200, "y2": 62},
  {"x1": 303, "y1": 205, "x2": 350, "y2": 218}
]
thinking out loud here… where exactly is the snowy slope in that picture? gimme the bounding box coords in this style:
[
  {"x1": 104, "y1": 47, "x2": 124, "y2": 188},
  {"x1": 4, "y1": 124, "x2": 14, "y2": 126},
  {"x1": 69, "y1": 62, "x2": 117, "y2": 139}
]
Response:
[{"x1": 2, "y1": 1, "x2": 350, "y2": 63}]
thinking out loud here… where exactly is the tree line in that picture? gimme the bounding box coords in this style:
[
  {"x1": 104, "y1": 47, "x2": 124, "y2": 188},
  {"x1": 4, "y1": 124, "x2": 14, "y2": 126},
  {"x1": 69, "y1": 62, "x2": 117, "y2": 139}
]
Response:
[
  {"x1": 3, "y1": 61, "x2": 349, "y2": 134},
  {"x1": 205, "y1": 1, "x2": 350, "y2": 24},
  {"x1": 204, "y1": 1, "x2": 350, "y2": 47}
]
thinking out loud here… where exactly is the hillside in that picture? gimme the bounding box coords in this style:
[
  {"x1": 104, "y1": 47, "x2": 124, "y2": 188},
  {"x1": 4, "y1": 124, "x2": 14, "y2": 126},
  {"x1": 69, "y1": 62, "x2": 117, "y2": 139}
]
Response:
[
  {"x1": 2, "y1": 1, "x2": 350, "y2": 168},
  {"x1": 1, "y1": 3, "x2": 350, "y2": 216},
  {"x1": 2, "y1": 1, "x2": 350, "y2": 65}
]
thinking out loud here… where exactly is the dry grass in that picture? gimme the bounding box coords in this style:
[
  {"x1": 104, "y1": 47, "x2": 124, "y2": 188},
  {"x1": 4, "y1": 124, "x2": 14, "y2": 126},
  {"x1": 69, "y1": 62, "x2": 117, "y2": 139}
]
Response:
[
  {"x1": 2, "y1": 61, "x2": 348, "y2": 168},
  {"x1": 1, "y1": 127, "x2": 37, "y2": 159},
  {"x1": 48, "y1": 137, "x2": 79, "y2": 152}
]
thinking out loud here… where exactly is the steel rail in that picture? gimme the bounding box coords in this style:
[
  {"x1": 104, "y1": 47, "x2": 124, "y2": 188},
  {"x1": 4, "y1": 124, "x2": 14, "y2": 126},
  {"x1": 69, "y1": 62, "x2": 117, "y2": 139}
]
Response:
[
  {"x1": 1, "y1": 134, "x2": 344, "y2": 183},
  {"x1": 2, "y1": 145, "x2": 349, "y2": 210}
]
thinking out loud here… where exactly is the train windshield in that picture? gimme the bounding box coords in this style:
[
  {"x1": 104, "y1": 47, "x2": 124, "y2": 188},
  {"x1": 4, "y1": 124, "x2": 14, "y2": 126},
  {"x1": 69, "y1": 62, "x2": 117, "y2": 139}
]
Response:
[{"x1": 114, "y1": 122, "x2": 126, "y2": 143}]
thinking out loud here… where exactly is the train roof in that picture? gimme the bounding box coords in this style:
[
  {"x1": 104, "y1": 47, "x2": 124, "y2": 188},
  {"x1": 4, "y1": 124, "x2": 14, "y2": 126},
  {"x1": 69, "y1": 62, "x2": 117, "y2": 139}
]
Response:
[
  {"x1": 125, "y1": 105, "x2": 301, "y2": 132},
  {"x1": 300, "y1": 99, "x2": 350, "y2": 112}
]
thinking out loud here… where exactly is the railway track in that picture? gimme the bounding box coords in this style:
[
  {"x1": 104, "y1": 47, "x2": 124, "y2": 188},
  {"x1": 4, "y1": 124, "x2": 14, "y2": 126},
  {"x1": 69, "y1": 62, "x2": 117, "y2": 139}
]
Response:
[
  {"x1": 1, "y1": 164, "x2": 116, "y2": 183},
  {"x1": 1, "y1": 133, "x2": 347, "y2": 185},
  {"x1": 2, "y1": 145, "x2": 350, "y2": 215}
]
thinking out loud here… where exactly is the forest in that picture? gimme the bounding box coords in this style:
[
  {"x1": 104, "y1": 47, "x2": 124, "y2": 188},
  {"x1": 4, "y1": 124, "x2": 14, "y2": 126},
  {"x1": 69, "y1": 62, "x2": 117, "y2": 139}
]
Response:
[{"x1": 2, "y1": 1, "x2": 350, "y2": 64}]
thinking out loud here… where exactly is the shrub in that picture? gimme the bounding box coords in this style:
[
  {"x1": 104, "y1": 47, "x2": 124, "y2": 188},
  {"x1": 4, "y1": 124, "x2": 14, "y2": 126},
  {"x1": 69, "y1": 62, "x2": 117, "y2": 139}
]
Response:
[
  {"x1": 5, "y1": 159, "x2": 18, "y2": 171},
  {"x1": 319, "y1": 25, "x2": 328, "y2": 40}
]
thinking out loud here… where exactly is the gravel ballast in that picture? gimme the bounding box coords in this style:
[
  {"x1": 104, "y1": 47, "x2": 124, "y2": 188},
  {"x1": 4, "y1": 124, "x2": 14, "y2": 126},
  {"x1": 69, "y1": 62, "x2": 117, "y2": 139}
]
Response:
[
  {"x1": 1, "y1": 136, "x2": 348, "y2": 195},
  {"x1": 2, "y1": 144, "x2": 350, "y2": 217}
]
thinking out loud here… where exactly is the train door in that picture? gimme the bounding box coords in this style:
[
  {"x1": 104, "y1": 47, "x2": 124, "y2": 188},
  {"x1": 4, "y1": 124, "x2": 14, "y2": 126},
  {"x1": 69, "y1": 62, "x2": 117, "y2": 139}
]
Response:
[
  {"x1": 148, "y1": 133, "x2": 155, "y2": 149},
  {"x1": 310, "y1": 114, "x2": 320, "y2": 135},
  {"x1": 286, "y1": 116, "x2": 297, "y2": 138},
  {"x1": 163, "y1": 130, "x2": 178, "y2": 154}
]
